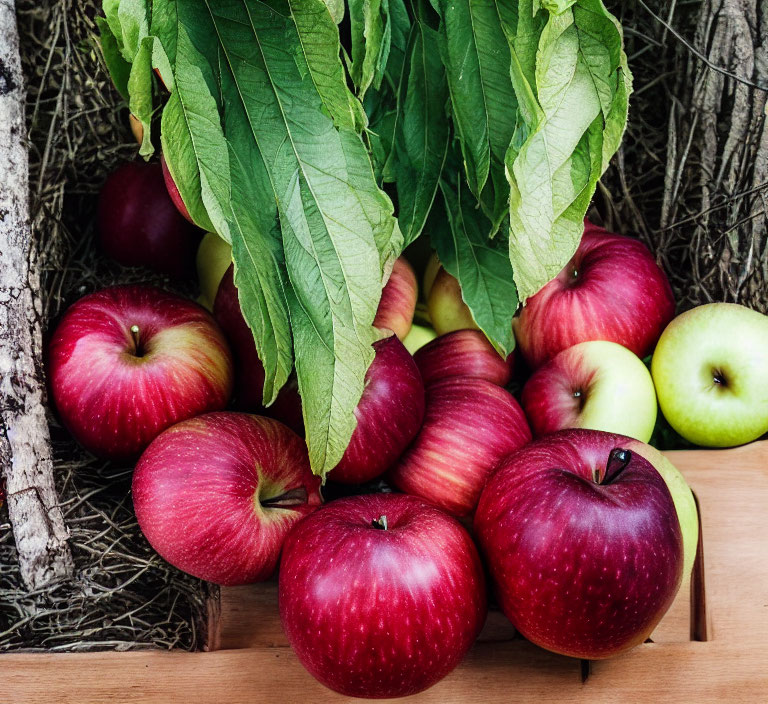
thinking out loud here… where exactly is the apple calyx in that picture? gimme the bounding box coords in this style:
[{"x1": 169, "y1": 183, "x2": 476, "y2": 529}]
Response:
[
  {"x1": 260, "y1": 486, "x2": 310, "y2": 510},
  {"x1": 371, "y1": 515, "x2": 388, "y2": 531},
  {"x1": 711, "y1": 369, "x2": 728, "y2": 387},
  {"x1": 594, "y1": 448, "x2": 632, "y2": 486}
]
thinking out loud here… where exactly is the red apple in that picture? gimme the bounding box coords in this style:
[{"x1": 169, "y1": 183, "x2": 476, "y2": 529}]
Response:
[
  {"x1": 213, "y1": 265, "x2": 303, "y2": 435},
  {"x1": 98, "y1": 161, "x2": 200, "y2": 278},
  {"x1": 389, "y1": 377, "x2": 531, "y2": 516},
  {"x1": 48, "y1": 285, "x2": 233, "y2": 460},
  {"x1": 414, "y1": 329, "x2": 514, "y2": 387},
  {"x1": 373, "y1": 256, "x2": 418, "y2": 340},
  {"x1": 161, "y1": 153, "x2": 195, "y2": 224},
  {"x1": 133, "y1": 412, "x2": 322, "y2": 586},
  {"x1": 279, "y1": 493, "x2": 487, "y2": 698},
  {"x1": 427, "y1": 267, "x2": 479, "y2": 336},
  {"x1": 329, "y1": 335, "x2": 425, "y2": 484},
  {"x1": 474, "y1": 429, "x2": 684, "y2": 659},
  {"x1": 514, "y1": 220, "x2": 675, "y2": 369}
]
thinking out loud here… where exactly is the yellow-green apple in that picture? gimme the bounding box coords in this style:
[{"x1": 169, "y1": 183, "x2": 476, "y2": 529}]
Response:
[
  {"x1": 651, "y1": 303, "x2": 768, "y2": 447},
  {"x1": 373, "y1": 256, "x2": 418, "y2": 340},
  {"x1": 522, "y1": 340, "x2": 657, "y2": 442},
  {"x1": 48, "y1": 285, "x2": 233, "y2": 460},
  {"x1": 98, "y1": 161, "x2": 200, "y2": 279},
  {"x1": 329, "y1": 335, "x2": 425, "y2": 484},
  {"x1": 414, "y1": 329, "x2": 514, "y2": 387},
  {"x1": 129, "y1": 114, "x2": 143, "y2": 145},
  {"x1": 475, "y1": 429, "x2": 688, "y2": 659},
  {"x1": 427, "y1": 267, "x2": 479, "y2": 336},
  {"x1": 514, "y1": 221, "x2": 675, "y2": 369},
  {"x1": 133, "y1": 412, "x2": 322, "y2": 585},
  {"x1": 279, "y1": 493, "x2": 487, "y2": 698},
  {"x1": 403, "y1": 323, "x2": 438, "y2": 354},
  {"x1": 197, "y1": 231, "x2": 232, "y2": 310},
  {"x1": 389, "y1": 377, "x2": 531, "y2": 516},
  {"x1": 213, "y1": 266, "x2": 303, "y2": 435},
  {"x1": 422, "y1": 252, "x2": 441, "y2": 300}
]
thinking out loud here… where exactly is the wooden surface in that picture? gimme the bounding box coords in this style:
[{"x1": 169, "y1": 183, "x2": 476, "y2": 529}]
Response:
[{"x1": 3, "y1": 442, "x2": 768, "y2": 703}]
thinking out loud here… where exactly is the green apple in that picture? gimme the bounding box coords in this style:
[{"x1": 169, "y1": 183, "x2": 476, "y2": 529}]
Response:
[
  {"x1": 402, "y1": 324, "x2": 437, "y2": 355},
  {"x1": 427, "y1": 267, "x2": 479, "y2": 336},
  {"x1": 521, "y1": 340, "x2": 658, "y2": 443},
  {"x1": 651, "y1": 303, "x2": 768, "y2": 447},
  {"x1": 197, "y1": 232, "x2": 232, "y2": 311}
]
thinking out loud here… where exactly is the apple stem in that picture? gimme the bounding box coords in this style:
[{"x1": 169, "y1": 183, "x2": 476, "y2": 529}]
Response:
[
  {"x1": 601, "y1": 448, "x2": 632, "y2": 486},
  {"x1": 371, "y1": 515, "x2": 388, "y2": 531},
  {"x1": 130, "y1": 325, "x2": 141, "y2": 353}
]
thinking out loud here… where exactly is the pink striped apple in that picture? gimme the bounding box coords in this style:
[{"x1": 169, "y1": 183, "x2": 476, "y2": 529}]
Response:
[
  {"x1": 133, "y1": 412, "x2": 322, "y2": 585},
  {"x1": 389, "y1": 377, "x2": 531, "y2": 516},
  {"x1": 373, "y1": 256, "x2": 418, "y2": 340},
  {"x1": 279, "y1": 493, "x2": 487, "y2": 697},
  {"x1": 414, "y1": 329, "x2": 514, "y2": 387},
  {"x1": 514, "y1": 221, "x2": 675, "y2": 369},
  {"x1": 48, "y1": 285, "x2": 233, "y2": 460},
  {"x1": 521, "y1": 340, "x2": 657, "y2": 442}
]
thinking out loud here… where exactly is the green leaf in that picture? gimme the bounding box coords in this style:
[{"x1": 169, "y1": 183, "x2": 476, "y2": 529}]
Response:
[
  {"x1": 393, "y1": 17, "x2": 449, "y2": 246},
  {"x1": 348, "y1": 0, "x2": 390, "y2": 100},
  {"x1": 321, "y1": 0, "x2": 345, "y2": 23},
  {"x1": 127, "y1": 37, "x2": 157, "y2": 156},
  {"x1": 116, "y1": 0, "x2": 150, "y2": 59},
  {"x1": 97, "y1": 17, "x2": 131, "y2": 100},
  {"x1": 505, "y1": 0, "x2": 631, "y2": 302},
  {"x1": 432, "y1": 179, "x2": 518, "y2": 357},
  {"x1": 437, "y1": 0, "x2": 517, "y2": 226}
]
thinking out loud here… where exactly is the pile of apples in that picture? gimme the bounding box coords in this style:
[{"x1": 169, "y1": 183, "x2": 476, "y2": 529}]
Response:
[{"x1": 47, "y1": 161, "x2": 768, "y2": 698}]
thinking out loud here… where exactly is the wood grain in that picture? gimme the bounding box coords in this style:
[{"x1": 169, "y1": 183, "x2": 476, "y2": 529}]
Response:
[{"x1": 2, "y1": 442, "x2": 767, "y2": 702}]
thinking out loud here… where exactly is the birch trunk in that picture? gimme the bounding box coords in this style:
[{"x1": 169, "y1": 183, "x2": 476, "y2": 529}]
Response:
[{"x1": 0, "y1": 0, "x2": 74, "y2": 590}]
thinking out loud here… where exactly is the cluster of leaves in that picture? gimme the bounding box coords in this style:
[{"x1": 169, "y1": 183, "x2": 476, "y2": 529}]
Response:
[{"x1": 99, "y1": 0, "x2": 631, "y2": 477}]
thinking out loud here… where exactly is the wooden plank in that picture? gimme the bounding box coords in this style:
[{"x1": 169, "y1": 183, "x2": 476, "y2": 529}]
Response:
[{"x1": 2, "y1": 442, "x2": 767, "y2": 703}]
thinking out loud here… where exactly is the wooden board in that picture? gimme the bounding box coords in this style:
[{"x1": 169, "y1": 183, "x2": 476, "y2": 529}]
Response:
[{"x1": 3, "y1": 443, "x2": 768, "y2": 703}]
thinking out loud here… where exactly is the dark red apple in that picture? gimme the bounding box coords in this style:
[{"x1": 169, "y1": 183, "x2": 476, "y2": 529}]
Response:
[
  {"x1": 474, "y1": 429, "x2": 684, "y2": 659},
  {"x1": 133, "y1": 412, "x2": 322, "y2": 586},
  {"x1": 279, "y1": 493, "x2": 487, "y2": 698},
  {"x1": 213, "y1": 265, "x2": 303, "y2": 435},
  {"x1": 161, "y1": 153, "x2": 195, "y2": 224},
  {"x1": 98, "y1": 161, "x2": 199, "y2": 278},
  {"x1": 389, "y1": 377, "x2": 531, "y2": 516},
  {"x1": 414, "y1": 329, "x2": 514, "y2": 387},
  {"x1": 48, "y1": 285, "x2": 233, "y2": 460},
  {"x1": 373, "y1": 256, "x2": 418, "y2": 340},
  {"x1": 514, "y1": 220, "x2": 675, "y2": 369},
  {"x1": 329, "y1": 335, "x2": 424, "y2": 484}
]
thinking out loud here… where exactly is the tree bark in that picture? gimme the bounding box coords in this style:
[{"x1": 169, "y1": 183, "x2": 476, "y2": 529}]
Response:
[{"x1": 0, "y1": 0, "x2": 73, "y2": 590}]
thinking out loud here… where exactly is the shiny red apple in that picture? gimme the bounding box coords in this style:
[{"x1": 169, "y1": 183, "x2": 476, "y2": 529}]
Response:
[
  {"x1": 414, "y1": 329, "x2": 514, "y2": 387},
  {"x1": 213, "y1": 265, "x2": 303, "y2": 435},
  {"x1": 373, "y1": 256, "x2": 418, "y2": 340},
  {"x1": 161, "y1": 153, "x2": 195, "y2": 224},
  {"x1": 514, "y1": 220, "x2": 675, "y2": 369},
  {"x1": 389, "y1": 377, "x2": 531, "y2": 516},
  {"x1": 474, "y1": 429, "x2": 684, "y2": 659},
  {"x1": 133, "y1": 412, "x2": 322, "y2": 586},
  {"x1": 98, "y1": 161, "x2": 200, "y2": 278},
  {"x1": 279, "y1": 493, "x2": 487, "y2": 698},
  {"x1": 329, "y1": 335, "x2": 425, "y2": 484},
  {"x1": 48, "y1": 285, "x2": 233, "y2": 460}
]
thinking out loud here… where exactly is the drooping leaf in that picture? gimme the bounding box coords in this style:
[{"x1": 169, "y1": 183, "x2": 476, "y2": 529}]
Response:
[
  {"x1": 348, "y1": 0, "x2": 390, "y2": 100},
  {"x1": 430, "y1": 179, "x2": 518, "y2": 357},
  {"x1": 97, "y1": 17, "x2": 131, "y2": 99},
  {"x1": 506, "y1": 0, "x2": 632, "y2": 302},
  {"x1": 322, "y1": 0, "x2": 345, "y2": 23}
]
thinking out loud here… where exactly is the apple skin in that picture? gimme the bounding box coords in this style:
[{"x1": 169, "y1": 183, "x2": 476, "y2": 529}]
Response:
[
  {"x1": 133, "y1": 412, "x2": 322, "y2": 586},
  {"x1": 522, "y1": 340, "x2": 657, "y2": 442},
  {"x1": 329, "y1": 335, "x2": 425, "y2": 484},
  {"x1": 161, "y1": 153, "x2": 195, "y2": 224},
  {"x1": 427, "y1": 267, "x2": 479, "y2": 336},
  {"x1": 278, "y1": 493, "x2": 487, "y2": 698},
  {"x1": 514, "y1": 221, "x2": 675, "y2": 369},
  {"x1": 422, "y1": 252, "x2": 441, "y2": 300},
  {"x1": 414, "y1": 329, "x2": 514, "y2": 387},
  {"x1": 128, "y1": 114, "x2": 143, "y2": 145},
  {"x1": 97, "y1": 161, "x2": 200, "y2": 279},
  {"x1": 213, "y1": 265, "x2": 304, "y2": 435},
  {"x1": 197, "y1": 232, "x2": 232, "y2": 310},
  {"x1": 402, "y1": 323, "x2": 438, "y2": 354},
  {"x1": 373, "y1": 256, "x2": 418, "y2": 340},
  {"x1": 48, "y1": 285, "x2": 233, "y2": 460},
  {"x1": 474, "y1": 429, "x2": 684, "y2": 659},
  {"x1": 389, "y1": 377, "x2": 531, "y2": 516},
  {"x1": 651, "y1": 303, "x2": 768, "y2": 447}
]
